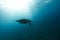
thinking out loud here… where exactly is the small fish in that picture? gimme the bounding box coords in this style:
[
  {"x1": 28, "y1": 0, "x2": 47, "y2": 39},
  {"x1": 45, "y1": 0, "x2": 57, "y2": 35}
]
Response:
[{"x1": 16, "y1": 19, "x2": 32, "y2": 26}]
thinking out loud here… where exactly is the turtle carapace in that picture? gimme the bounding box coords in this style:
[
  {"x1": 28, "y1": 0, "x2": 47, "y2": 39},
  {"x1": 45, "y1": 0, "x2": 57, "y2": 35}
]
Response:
[{"x1": 16, "y1": 19, "x2": 32, "y2": 26}]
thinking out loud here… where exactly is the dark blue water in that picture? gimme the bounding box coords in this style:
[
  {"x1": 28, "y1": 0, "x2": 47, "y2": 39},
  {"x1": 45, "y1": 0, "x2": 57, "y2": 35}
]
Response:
[{"x1": 0, "y1": 0, "x2": 60, "y2": 40}]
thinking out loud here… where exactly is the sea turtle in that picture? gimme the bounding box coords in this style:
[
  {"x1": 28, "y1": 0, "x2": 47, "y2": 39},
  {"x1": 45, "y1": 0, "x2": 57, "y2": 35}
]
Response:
[{"x1": 16, "y1": 19, "x2": 32, "y2": 26}]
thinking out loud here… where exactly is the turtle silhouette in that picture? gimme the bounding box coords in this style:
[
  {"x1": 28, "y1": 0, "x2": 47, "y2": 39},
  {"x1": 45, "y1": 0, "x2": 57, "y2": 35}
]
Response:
[{"x1": 16, "y1": 19, "x2": 32, "y2": 26}]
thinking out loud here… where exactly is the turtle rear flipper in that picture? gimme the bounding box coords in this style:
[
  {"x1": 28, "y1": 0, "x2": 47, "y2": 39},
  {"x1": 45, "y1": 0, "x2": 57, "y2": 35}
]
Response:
[{"x1": 29, "y1": 22, "x2": 31, "y2": 26}]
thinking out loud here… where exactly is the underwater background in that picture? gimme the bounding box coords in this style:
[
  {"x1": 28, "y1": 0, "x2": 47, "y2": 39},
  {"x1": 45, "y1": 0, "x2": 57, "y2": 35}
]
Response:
[{"x1": 0, "y1": 0, "x2": 60, "y2": 40}]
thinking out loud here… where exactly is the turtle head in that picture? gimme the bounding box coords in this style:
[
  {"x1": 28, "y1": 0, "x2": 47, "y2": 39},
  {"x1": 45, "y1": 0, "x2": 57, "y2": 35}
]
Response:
[
  {"x1": 16, "y1": 20, "x2": 19, "y2": 22},
  {"x1": 16, "y1": 20, "x2": 21, "y2": 23}
]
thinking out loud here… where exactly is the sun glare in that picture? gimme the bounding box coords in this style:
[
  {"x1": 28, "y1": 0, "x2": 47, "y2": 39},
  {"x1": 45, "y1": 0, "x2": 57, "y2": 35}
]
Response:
[
  {"x1": 0, "y1": 0, "x2": 35, "y2": 19},
  {"x1": 1, "y1": 0, "x2": 33, "y2": 11}
]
